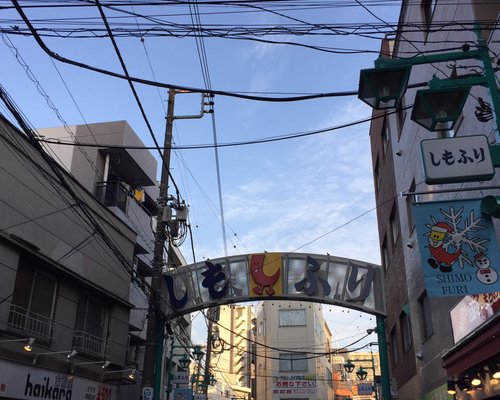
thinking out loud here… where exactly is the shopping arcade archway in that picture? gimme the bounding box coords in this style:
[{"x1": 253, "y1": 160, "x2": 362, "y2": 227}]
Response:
[{"x1": 163, "y1": 252, "x2": 390, "y2": 399}]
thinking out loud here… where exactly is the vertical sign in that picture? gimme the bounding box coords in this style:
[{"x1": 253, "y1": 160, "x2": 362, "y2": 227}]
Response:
[{"x1": 413, "y1": 199, "x2": 500, "y2": 296}]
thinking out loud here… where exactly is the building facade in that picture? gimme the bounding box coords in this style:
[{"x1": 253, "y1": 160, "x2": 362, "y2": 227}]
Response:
[
  {"x1": 204, "y1": 305, "x2": 255, "y2": 400},
  {"x1": 0, "y1": 111, "x2": 188, "y2": 399},
  {"x1": 254, "y1": 300, "x2": 334, "y2": 400},
  {"x1": 368, "y1": 1, "x2": 500, "y2": 399}
]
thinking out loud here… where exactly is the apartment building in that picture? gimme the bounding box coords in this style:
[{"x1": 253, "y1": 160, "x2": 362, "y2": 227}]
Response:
[
  {"x1": 254, "y1": 300, "x2": 334, "y2": 400},
  {"x1": 205, "y1": 305, "x2": 255, "y2": 400},
  {"x1": 368, "y1": 1, "x2": 500, "y2": 398},
  {"x1": 0, "y1": 111, "x2": 187, "y2": 398}
]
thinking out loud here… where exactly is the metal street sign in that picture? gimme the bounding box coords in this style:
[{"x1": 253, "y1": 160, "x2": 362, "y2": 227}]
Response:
[
  {"x1": 420, "y1": 135, "x2": 494, "y2": 184},
  {"x1": 357, "y1": 383, "x2": 374, "y2": 395},
  {"x1": 173, "y1": 371, "x2": 190, "y2": 386}
]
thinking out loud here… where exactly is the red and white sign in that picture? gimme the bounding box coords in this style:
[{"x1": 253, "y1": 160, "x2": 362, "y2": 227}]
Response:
[{"x1": 0, "y1": 359, "x2": 116, "y2": 400}]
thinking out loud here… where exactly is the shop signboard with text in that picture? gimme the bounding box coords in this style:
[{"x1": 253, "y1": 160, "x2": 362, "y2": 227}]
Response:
[{"x1": 0, "y1": 359, "x2": 116, "y2": 400}]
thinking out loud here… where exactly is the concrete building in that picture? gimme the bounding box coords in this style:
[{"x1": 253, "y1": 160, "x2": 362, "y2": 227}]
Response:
[
  {"x1": 254, "y1": 300, "x2": 334, "y2": 400},
  {"x1": 205, "y1": 305, "x2": 255, "y2": 400},
  {"x1": 368, "y1": 1, "x2": 500, "y2": 399},
  {"x1": 0, "y1": 111, "x2": 187, "y2": 398}
]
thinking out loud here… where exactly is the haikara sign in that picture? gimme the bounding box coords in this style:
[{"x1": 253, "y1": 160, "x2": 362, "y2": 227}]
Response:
[
  {"x1": 413, "y1": 199, "x2": 500, "y2": 297},
  {"x1": 164, "y1": 253, "x2": 385, "y2": 318},
  {"x1": 0, "y1": 359, "x2": 116, "y2": 400},
  {"x1": 420, "y1": 135, "x2": 494, "y2": 184}
]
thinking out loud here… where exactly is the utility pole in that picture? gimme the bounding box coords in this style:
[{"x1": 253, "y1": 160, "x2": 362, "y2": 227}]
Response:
[
  {"x1": 142, "y1": 88, "x2": 176, "y2": 400},
  {"x1": 142, "y1": 89, "x2": 210, "y2": 400}
]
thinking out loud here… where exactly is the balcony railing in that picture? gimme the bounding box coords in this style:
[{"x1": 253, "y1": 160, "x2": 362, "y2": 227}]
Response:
[
  {"x1": 8, "y1": 304, "x2": 53, "y2": 341},
  {"x1": 95, "y1": 181, "x2": 128, "y2": 213},
  {"x1": 72, "y1": 331, "x2": 109, "y2": 357}
]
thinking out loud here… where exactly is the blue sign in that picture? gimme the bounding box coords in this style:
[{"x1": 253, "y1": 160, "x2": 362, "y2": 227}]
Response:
[
  {"x1": 413, "y1": 199, "x2": 500, "y2": 297},
  {"x1": 173, "y1": 387, "x2": 193, "y2": 400}
]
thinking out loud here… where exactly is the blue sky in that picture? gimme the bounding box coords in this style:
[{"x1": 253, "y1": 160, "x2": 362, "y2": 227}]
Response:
[{"x1": 1, "y1": 0, "x2": 402, "y2": 349}]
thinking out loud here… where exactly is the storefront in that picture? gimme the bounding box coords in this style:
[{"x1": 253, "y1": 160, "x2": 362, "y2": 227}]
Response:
[
  {"x1": 442, "y1": 293, "x2": 500, "y2": 399},
  {"x1": 0, "y1": 359, "x2": 116, "y2": 400}
]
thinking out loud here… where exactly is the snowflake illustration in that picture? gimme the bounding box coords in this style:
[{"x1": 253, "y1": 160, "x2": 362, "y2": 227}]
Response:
[{"x1": 424, "y1": 205, "x2": 489, "y2": 269}]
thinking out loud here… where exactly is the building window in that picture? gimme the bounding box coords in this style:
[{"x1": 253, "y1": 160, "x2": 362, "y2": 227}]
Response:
[
  {"x1": 381, "y1": 236, "x2": 390, "y2": 270},
  {"x1": 396, "y1": 97, "x2": 406, "y2": 139},
  {"x1": 390, "y1": 203, "x2": 400, "y2": 247},
  {"x1": 279, "y1": 353, "x2": 308, "y2": 372},
  {"x1": 400, "y1": 310, "x2": 412, "y2": 352},
  {"x1": 390, "y1": 328, "x2": 400, "y2": 367},
  {"x1": 8, "y1": 258, "x2": 57, "y2": 340},
  {"x1": 374, "y1": 157, "x2": 381, "y2": 193},
  {"x1": 279, "y1": 309, "x2": 306, "y2": 327},
  {"x1": 381, "y1": 117, "x2": 390, "y2": 157},
  {"x1": 73, "y1": 295, "x2": 108, "y2": 356},
  {"x1": 405, "y1": 179, "x2": 416, "y2": 235},
  {"x1": 419, "y1": 291, "x2": 434, "y2": 340}
]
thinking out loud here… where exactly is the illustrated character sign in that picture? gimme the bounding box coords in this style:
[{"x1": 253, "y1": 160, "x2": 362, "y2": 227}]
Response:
[
  {"x1": 413, "y1": 199, "x2": 500, "y2": 297},
  {"x1": 473, "y1": 252, "x2": 498, "y2": 285},
  {"x1": 249, "y1": 253, "x2": 282, "y2": 296},
  {"x1": 427, "y1": 221, "x2": 463, "y2": 273}
]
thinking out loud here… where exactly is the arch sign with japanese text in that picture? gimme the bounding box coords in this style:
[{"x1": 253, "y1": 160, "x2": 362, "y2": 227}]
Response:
[{"x1": 163, "y1": 253, "x2": 385, "y2": 318}]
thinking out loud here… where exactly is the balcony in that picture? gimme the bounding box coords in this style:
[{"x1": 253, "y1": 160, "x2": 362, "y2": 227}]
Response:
[
  {"x1": 95, "y1": 181, "x2": 128, "y2": 213},
  {"x1": 72, "y1": 331, "x2": 109, "y2": 358},
  {"x1": 8, "y1": 304, "x2": 53, "y2": 342}
]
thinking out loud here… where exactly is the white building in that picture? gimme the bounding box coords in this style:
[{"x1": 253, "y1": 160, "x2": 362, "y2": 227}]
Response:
[{"x1": 254, "y1": 300, "x2": 334, "y2": 400}]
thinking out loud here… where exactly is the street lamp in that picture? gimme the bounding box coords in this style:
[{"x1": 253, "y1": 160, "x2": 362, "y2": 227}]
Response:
[
  {"x1": 358, "y1": 65, "x2": 412, "y2": 109},
  {"x1": 411, "y1": 84, "x2": 470, "y2": 131},
  {"x1": 165, "y1": 338, "x2": 206, "y2": 400},
  {"x1": 358, "y1": 24, "x2": 500, "y2": 135},
  {"x1": 343, "y1": 356, "x2": 378, "y2": 400}
]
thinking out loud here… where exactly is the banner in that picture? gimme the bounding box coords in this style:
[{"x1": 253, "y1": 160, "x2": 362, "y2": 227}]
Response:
[{"x1": 413, "y1": 199, "x2": 500, "y2": 297}]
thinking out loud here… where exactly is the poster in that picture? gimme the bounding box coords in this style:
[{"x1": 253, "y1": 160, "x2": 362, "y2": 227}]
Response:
[{"x1": 413, "y1": 198, "x2": 500, "y2": 297}]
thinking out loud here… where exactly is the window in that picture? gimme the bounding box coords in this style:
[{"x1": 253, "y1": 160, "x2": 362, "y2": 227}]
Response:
[
  {"x1": 73, "y1": 295, "x2": 108, "y2": 356},
  {"x1": 374, "y1": 157, "x2": 381, "y2": 193},
  {"x1": 9, "y1": 258, "x2": 57, "y2": 340},
  {"x1": 279, "y1": 353, "x2": 308, "y2": 372},
  {"x1": 419, "y1": 291, "x2": 434, "y2": 340},
  {"x1": 381, "y1": 117, "x2": 390, "y2": 157},
  {"x1": 400, "y1": 310, "x2": 412, "y2": 352},
  {"x1": 396, "y1": 97, "x2": 406, "y2": 138},
  {"x1": 381, "y1": 236, "x2": 390, "y2": 270},
  {"x1": 279, "y1": 309, "x2": 306, "y2": 327},
  {"x1": 405, "y1": 179, "x2": 416, "y2": 234},
  {"x1": 390, "y1": 328, "x2": 400, "y2": 366},
  {"x1": 75, "y1": 295, "x2": 107, "y2": 338},
  {"x1": 390, "y1": 203, "x2": 400, "y2": 247}
]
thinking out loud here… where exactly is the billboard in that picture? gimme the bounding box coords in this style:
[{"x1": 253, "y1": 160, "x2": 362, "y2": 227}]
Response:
[{"x1": 413, "y1": 199, "x2": 500, "y2": 297}]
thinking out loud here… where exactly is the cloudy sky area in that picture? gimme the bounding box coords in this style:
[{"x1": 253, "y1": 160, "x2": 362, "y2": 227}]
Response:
[{"x1": 1, "y1": 1, "x2": 401, "y2": 349}]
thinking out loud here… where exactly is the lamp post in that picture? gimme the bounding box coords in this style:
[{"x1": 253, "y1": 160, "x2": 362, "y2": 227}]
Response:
[
  {"x1": 343, "y1": 354, "x2": 379, "y2": 400},
  {"x1": 358, "y1": 23, "x2": 500, "y2": 134},
  {"x1": 165, "y1": 337, "x2": 205, "y2": 400}
]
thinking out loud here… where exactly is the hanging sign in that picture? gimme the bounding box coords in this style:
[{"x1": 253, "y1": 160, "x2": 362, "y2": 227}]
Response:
[
  {"x1": 413, "y1": 198, "x2": 500, "y2": 297},
  {"x1": 420, "y1": 135, "x2": 494, "y2": 184}
]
